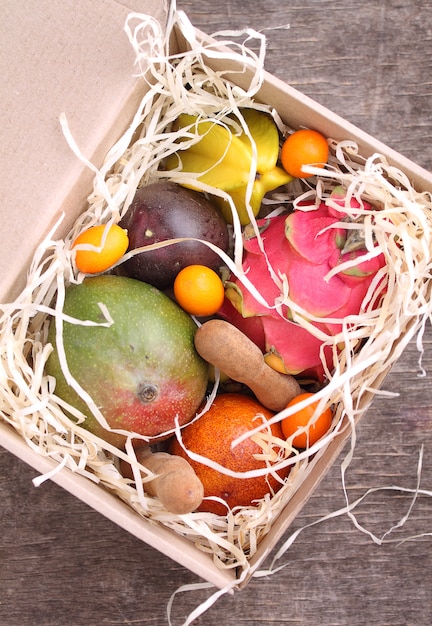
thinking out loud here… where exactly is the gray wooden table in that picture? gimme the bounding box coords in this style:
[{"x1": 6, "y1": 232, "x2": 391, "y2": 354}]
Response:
[{"x1": 1, "y1": 1, "x2": 432, "y2": 624}]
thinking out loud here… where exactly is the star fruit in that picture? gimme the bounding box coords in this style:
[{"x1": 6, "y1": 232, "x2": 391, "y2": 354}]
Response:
[
  {"x1": 165, "y1": 109, "x2": 293, "y2": 225},
  {"x1": 218, "y1": 190, "x2": 387, "y2": 381}
]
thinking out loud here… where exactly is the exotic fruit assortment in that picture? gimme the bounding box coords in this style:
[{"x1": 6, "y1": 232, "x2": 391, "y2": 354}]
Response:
[
  {"x1": 2, "y1": 9, "x2": 432, "y2": 588},
  {"x1": 41, "y1": 102, "x2": 390, "y2": 517}
]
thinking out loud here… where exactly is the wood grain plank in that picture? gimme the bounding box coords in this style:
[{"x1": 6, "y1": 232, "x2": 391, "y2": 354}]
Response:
[{"x1": 1, "y1": 1, "x2": 432, "y2": 624}]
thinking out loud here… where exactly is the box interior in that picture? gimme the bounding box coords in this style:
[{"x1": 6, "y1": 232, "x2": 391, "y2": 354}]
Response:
[{"x1": 0, "y1": 0, "x2": 167, "y2": 303}]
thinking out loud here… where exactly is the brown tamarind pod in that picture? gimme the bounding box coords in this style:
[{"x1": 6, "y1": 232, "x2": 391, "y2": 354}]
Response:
[
  {"x1": 120, "y1": 449, "x2": 204, "y2": 514},
  {"x1": 194, "y1": 319, "x2": 301, "y2": 412}
]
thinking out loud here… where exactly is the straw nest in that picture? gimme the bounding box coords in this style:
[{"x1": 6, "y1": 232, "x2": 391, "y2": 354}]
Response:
[{"x1": 1, "y1": 9, "x2": 432, "y2": 578}]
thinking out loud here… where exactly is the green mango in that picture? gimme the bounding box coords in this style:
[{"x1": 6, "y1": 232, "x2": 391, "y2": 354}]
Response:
[{"x1": 45, "y1": 275, "x2": 208, "y2": 448}]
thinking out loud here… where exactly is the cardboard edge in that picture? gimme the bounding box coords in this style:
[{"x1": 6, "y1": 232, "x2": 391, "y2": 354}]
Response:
[
  {"x1": 239, "y1": 344, "x2": 409, "y2": 584},
  {"x1": 0, "y1": 421, "x2": 235, "y2": 590}
]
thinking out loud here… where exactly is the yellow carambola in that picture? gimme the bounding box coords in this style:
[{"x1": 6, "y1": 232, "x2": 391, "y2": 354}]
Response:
[{"x1": 165, "y1": 109, "x2": 293, "y2": 225}]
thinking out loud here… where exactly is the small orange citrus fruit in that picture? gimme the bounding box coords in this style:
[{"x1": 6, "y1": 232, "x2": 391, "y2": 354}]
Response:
[
  {"x1": 170, "y1": 393, "x2": 290, "y2": 515},
  {"x1": 280, "y1": 128, "x2": 329, "y2": 178},
  {"x1": 73, "y1": 224, "x2": 129, "y2": 274},
  {"x1": 173, "y1": 264, "x2": 225, "y2": 317},
  {"x1": 281, "y1": 392, "x2": 333, "y2": 449}
]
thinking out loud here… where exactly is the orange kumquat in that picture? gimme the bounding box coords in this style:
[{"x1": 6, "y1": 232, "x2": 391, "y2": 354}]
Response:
[
  {"x1": 281, "y1": 391, "x2": 333, "y2": 449},
  {"x1": 174, "y1": 264, "x2": 225, "y2": 317},
  {"x1": 73, "y1": 224, "x2": 129, "y2": 274},
  {"x1": 280, "y1": 128, "x2": 329, "y2": 179}
]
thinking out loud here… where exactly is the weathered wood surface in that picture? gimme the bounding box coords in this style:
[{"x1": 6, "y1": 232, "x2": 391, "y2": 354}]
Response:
[{"x1": 1, "y1": 1, "x2": 432, "y2": 624}]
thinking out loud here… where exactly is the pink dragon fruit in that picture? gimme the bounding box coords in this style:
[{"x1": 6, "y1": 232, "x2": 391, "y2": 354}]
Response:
[{"x1": 219, "y1": 190, "x2": 387, "y2": 382}]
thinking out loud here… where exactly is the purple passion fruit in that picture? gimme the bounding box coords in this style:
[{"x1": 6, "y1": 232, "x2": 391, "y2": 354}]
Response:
[{"x1": 118, "y1": 181, "x2": 229, "y2": 289}]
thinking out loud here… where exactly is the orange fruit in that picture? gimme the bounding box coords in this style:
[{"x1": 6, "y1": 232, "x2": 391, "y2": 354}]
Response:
[
  {"x1": 173, "y1": 264, "x2": 225, "y2": 317},
  {"x1": 169, "y1": 393, "x2": 290, "y2": 515},
  {"x1": 281, "y1": 392, "x2": 333, "y2": 449},
  {"x1": 73, "y1": 224, "x2": 129, "y2": 274},
  {"x1": 280, "y1": 128, "x2": 329, "y2": 178}
]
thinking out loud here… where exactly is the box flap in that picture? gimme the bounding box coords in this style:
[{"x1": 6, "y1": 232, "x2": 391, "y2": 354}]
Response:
[{"x1": 0, "y1": 0, "x2": 168, "y2": 302}]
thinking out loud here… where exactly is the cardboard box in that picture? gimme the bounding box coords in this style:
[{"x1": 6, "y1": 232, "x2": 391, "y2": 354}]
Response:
[{"x1": 1, "y1": 2, "x2": 432, "y2": 591}]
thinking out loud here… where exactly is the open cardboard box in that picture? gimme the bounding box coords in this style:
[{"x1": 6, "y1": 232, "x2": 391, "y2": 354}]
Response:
[{"x1": 1, "y1": 1, "x2": 432, "y2": 591}]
